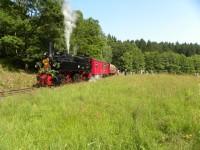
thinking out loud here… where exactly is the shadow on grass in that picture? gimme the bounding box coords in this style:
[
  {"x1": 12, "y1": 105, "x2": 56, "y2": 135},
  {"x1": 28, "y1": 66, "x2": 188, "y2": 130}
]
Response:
[
  {"x1": 0, "y1": 58, "x2": 38, "y2": 74},
  {"x1": 0, "y1": 57, "x2": 26, "y2": 72}
]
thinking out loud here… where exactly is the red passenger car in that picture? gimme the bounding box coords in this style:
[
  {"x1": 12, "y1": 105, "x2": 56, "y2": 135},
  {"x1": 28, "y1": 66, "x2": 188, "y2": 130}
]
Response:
[{"x1": 90, "y1": 58, "x2": 110, "y2": 76}]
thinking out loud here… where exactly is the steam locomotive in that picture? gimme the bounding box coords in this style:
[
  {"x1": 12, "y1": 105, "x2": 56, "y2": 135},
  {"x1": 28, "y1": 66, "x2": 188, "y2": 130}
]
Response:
[{"x1": 36, "y1": 48, "x2": 118, "y2": 86}]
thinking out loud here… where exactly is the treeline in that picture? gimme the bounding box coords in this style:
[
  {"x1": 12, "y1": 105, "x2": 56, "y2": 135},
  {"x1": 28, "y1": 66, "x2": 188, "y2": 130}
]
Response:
[
  {"x1": 108, "y1": 36, "x2": 200, "y2": 74},
  {"x1": 135, "y1": 39, "x2": 200, "y2": 56},
  {"x1": 1, "y1": 0, "x2": 200, "y2": 74}
]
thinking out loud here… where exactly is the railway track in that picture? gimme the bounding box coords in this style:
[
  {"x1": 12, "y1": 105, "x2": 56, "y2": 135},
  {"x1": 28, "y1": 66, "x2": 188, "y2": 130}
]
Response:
[
  {"x1": 0, "y1": 80, "x2": 89, "y2": 98},
  {"x1": 0, "y1": 87, "x2": 35, "y2": 98}
]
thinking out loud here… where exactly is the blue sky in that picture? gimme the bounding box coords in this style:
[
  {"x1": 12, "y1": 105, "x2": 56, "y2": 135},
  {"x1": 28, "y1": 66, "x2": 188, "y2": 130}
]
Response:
[{"x1": 69, "y1": 0, "x2": 200, "y2": 44}]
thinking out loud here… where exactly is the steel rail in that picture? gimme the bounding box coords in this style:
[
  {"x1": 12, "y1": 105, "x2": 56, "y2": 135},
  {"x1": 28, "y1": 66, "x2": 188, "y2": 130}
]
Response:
[{"x1": 0, "y1": 87, "x2": 35, "y2": 98}]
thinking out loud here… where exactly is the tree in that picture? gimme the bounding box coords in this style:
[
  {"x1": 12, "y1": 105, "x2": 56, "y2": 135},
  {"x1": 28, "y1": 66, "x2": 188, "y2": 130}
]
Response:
[
  {"x1": 121, "y1": 51, "x2": 133, "y2": 72},
  {"x1": 135, "y1": 39, "x2": 146, "y2": 52},
  {"x1": 116, "y1": 41, "x2": 144, "y2": 72},
  {"x1": 144, "y1": 52, "x2": 157, "y2": 72},
  {"x1": 180, "y1": 55, "x2": 195, "y2": 74},
  {"x1": 165, "y1": 52, "x2": 181, "y2": 73},
  {"x1": 0, "y1": 35, "x2": 24, "y2": 56},
  {"x1": 191, "y1": 55, "x2": 200, "y2": 73},
  {"x1": 132, "y1": 47, "x2": 145, "y2": 73},
  {"x1": 33, "y1": 0, "x2": 65, "y2": 52},
  {"x1": 0, "y1": 0, "x2": 65, "y2": 61},
  {"x1": 71, "y1": 14, "x2": 111, "y2": 61},
  {"x1": 0, "y1": 1, "x2": 27, "y2": 57}
]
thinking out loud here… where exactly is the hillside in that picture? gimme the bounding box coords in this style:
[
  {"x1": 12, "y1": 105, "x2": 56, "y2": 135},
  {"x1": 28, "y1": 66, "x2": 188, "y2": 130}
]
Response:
[
  {"x1": 0, "y1": 75, "x2": 200, "y2": 149},
  {"x1": 0, "y1": 61, "x2": 35, "y2": 91}
]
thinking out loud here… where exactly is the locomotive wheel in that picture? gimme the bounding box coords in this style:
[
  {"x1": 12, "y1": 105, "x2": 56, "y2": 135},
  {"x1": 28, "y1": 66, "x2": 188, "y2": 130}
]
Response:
[
  {"x1": 53, "y1": 75, "x2": 61, "y2": 86},
  {"x1": 73, "y1": 73, "x2": 81, "y2": 82}
]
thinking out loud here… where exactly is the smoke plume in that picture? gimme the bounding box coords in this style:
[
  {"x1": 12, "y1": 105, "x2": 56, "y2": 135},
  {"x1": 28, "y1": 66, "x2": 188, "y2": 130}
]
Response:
[{"x1": 62, "y1": 1, "x2": 77, "y2": 53}]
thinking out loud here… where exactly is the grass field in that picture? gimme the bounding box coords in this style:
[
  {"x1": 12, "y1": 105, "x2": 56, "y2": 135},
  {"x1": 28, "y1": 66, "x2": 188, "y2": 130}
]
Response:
[
  {"x1": 0, "y1": 62, "x2": 35, "y2": 91},
  {"x1": 0, "y1": 75, "x2": 200, "y2": 149}
]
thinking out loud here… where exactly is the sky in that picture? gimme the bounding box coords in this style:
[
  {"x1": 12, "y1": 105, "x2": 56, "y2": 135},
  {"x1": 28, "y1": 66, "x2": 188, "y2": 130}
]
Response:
[{"x1": 69, "y1": 0, "x2": 200, "y2": 44}]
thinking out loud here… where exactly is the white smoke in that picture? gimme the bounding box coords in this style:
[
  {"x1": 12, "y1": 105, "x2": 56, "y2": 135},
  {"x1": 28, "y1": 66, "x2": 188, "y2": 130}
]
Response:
[{"x1": 62, "y1": 1, "x2": 77, "y2": 53}]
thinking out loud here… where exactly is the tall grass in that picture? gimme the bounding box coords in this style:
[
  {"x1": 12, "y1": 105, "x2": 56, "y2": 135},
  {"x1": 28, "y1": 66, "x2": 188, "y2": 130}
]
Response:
[
  {"x1": 0, "y1": 75, "x2": 200, "y2": 149},
  {"x1": 0, "y1": 64, "x2": 35, "y2": 91}
]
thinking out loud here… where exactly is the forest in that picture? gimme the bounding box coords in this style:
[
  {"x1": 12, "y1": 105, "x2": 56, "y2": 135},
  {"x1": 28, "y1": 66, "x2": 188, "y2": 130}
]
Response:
[{"x1": 1, "y1": 0, "x2": 200, "y2": 74}]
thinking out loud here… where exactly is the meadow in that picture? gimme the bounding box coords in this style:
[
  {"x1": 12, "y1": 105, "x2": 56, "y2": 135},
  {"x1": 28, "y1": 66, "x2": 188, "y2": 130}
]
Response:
[
  {"x1": 0, "y1": 62, "x2": 35, "y2": 91},
  {"x1": 0, "y1": 75, "x2": 200, "y2": 150}
]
